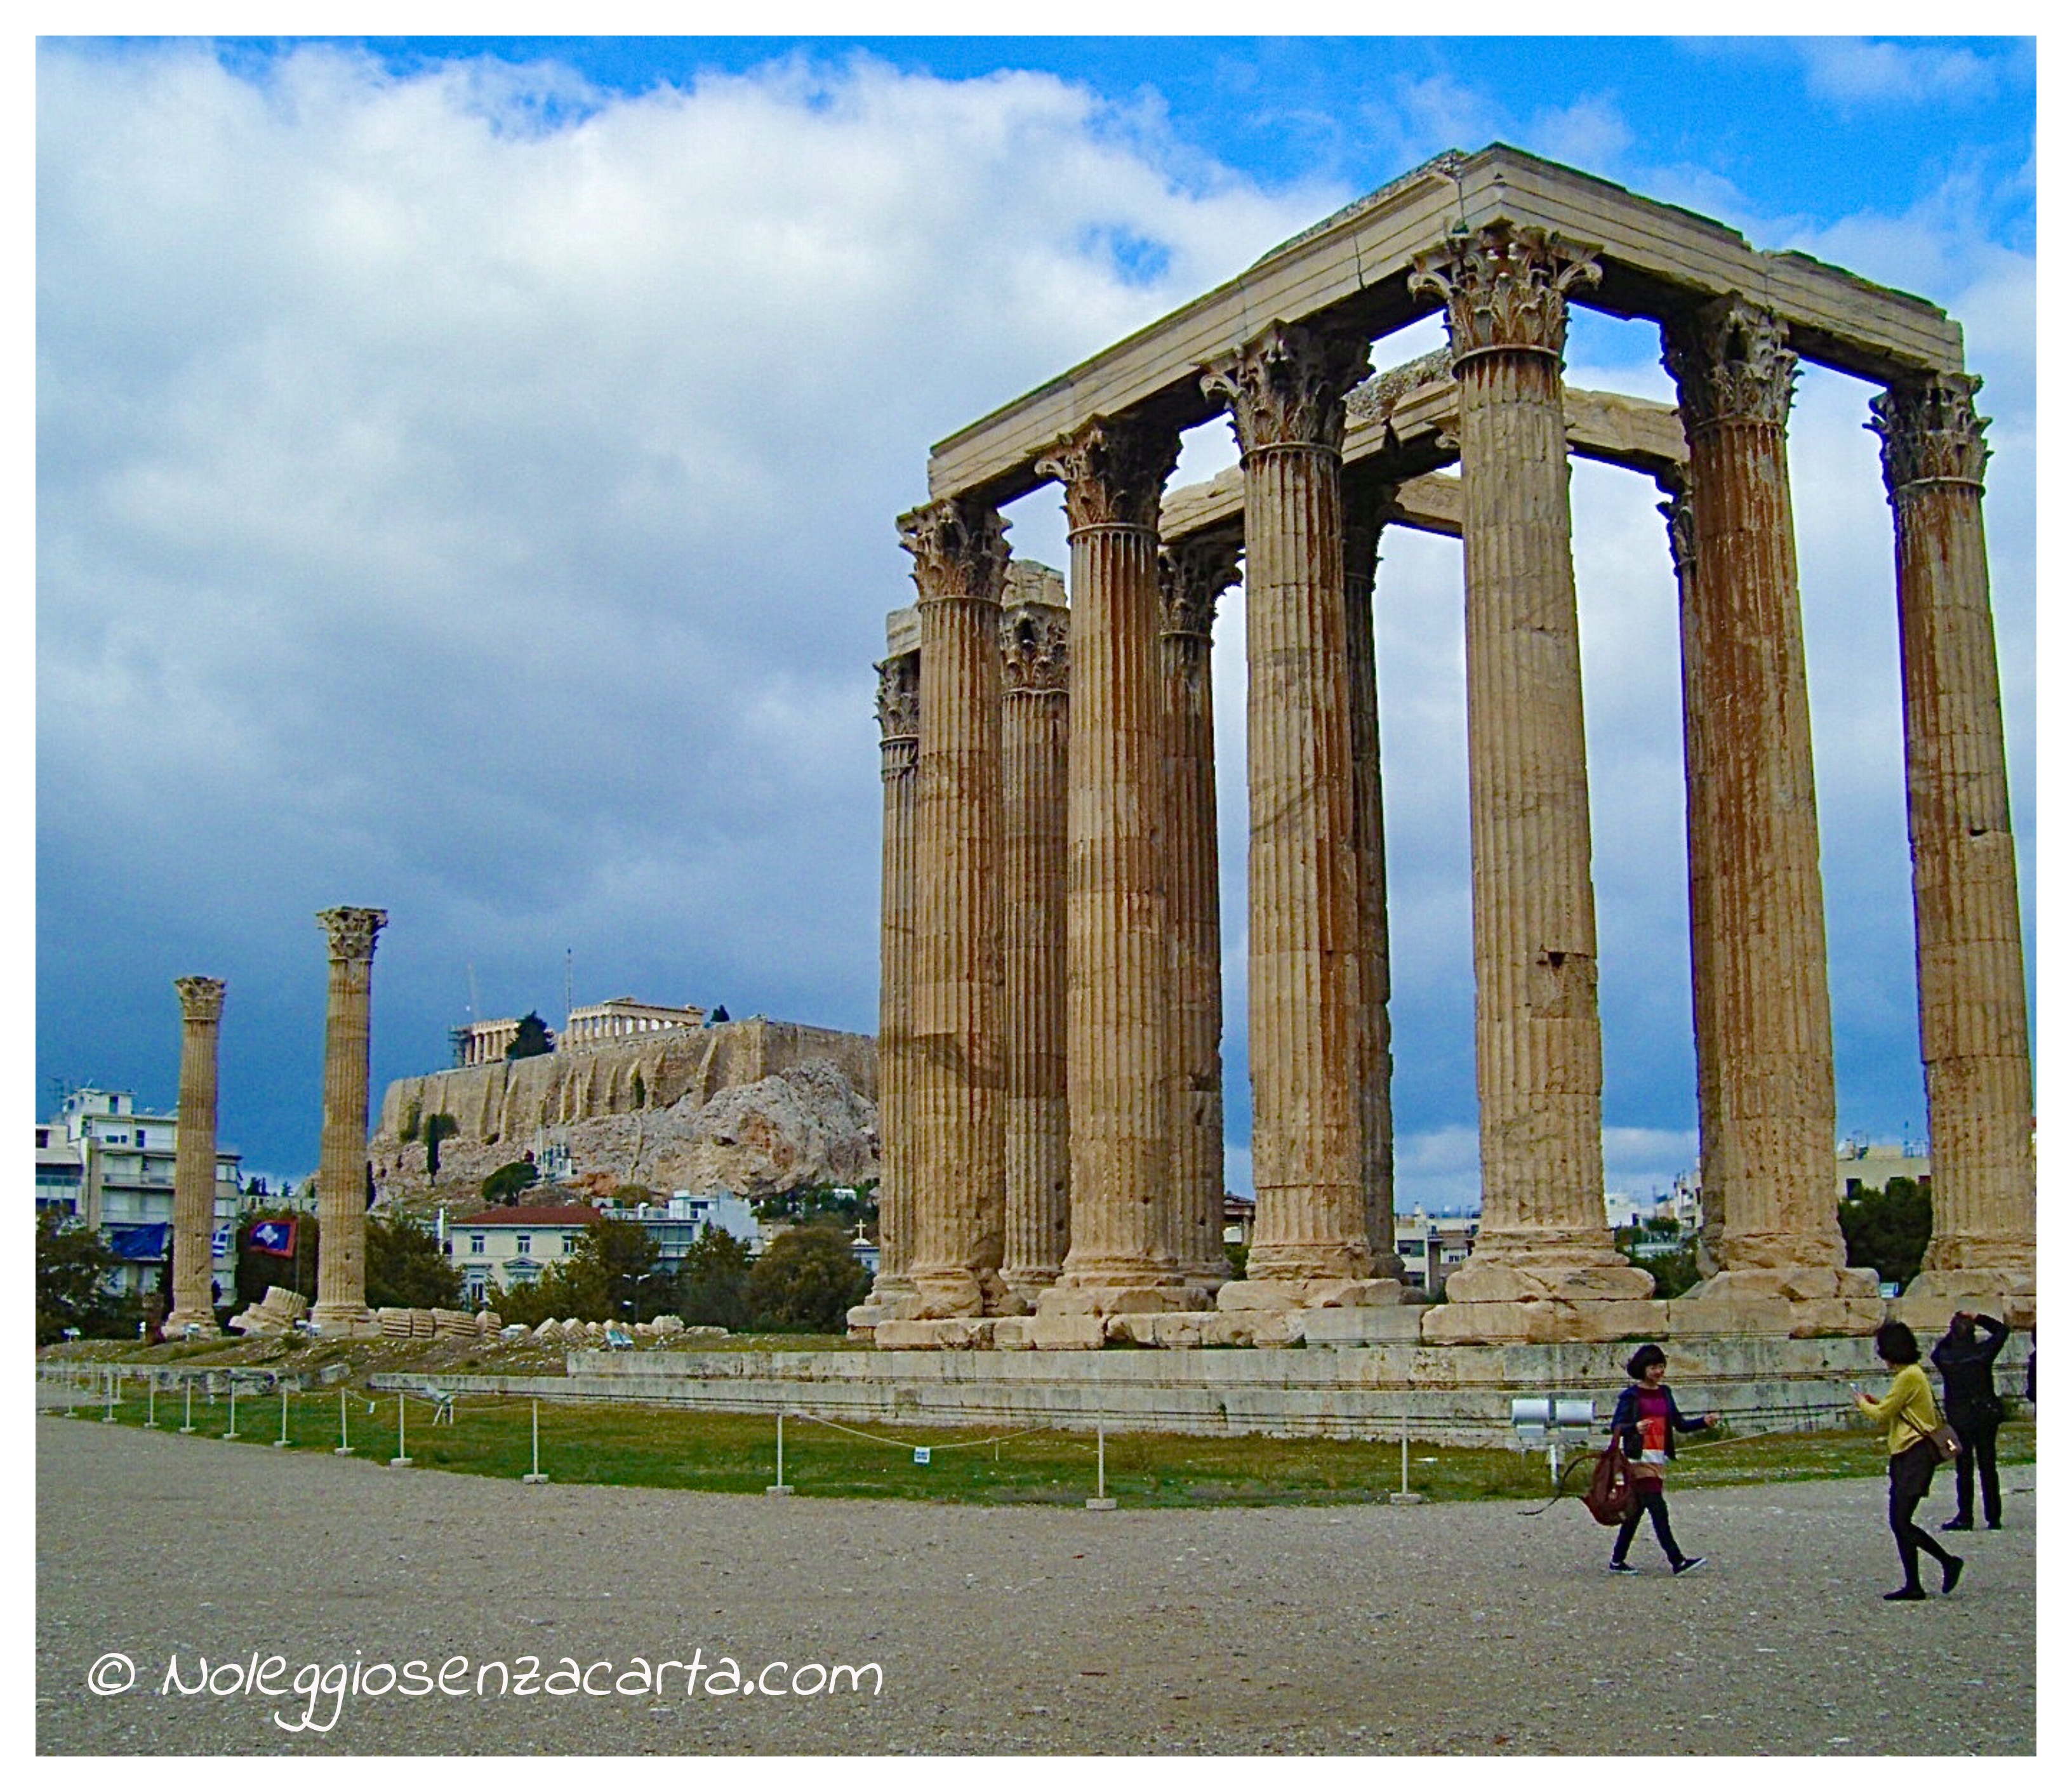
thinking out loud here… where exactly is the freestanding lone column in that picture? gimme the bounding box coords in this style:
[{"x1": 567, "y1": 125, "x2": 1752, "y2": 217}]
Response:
[
  {"x1": 1662, "y1": 296, "x2": 1874, "y2": 1324},
  {"x1": 1871, "y1": 373, "x2": 2035, "y2": 1324},
  {"x1": 312, "y1": 906, "x2": 386, "y2": 1331},
  {"x1": 1341, "y1": 470, "x2": 1406, "y2": 1281},
  {"x1": 999, "y1": 569, "x2": 1072, "y2": 1303},
  {"x1": 1411, "y1": 225, "x2": 1652, "y2": 1337},
  {"x1": 854, "y1": 644, "x2": 922, "y2": 1327},
  {"x1": 900, "y1": 498, "x2": 1010, "y2": 1318},
  {"x1": 1159, "y1": 536, "x2": 1239, "y2": 1290},
  {"x1": 163, "y1": 976, "x2": 227, "y2": 1337},
  {"x1": 1035, "y1": 414, "x2": 1199, "y2": 1312},
  {"x1": 1204, "y1": 321, "x2": 1397, "y2": 1309}
]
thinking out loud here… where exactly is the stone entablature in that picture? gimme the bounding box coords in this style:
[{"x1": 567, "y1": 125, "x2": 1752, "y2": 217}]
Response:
[{"x1": 564, "y1": 999, "x2": 708, "y2": 1048}]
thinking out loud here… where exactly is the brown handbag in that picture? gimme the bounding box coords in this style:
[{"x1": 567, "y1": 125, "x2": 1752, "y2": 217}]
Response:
[{"x1": 1903, "y1": 1407, "x2": 1963, "y2": 1463}]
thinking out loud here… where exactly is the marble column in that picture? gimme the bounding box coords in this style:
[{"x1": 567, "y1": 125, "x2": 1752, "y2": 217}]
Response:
[
  {"x1": 1341, "y1": 470, "x2": 1407, "y2": 1281},
  {"x1": 1871, "y1": 372, "x2": 2035, "y2": 1320},
  {"x1": 312, "y1": 906, "x2": 385, "y2": 1329},
  {"x1": 1662, "y1": 295, "x2": 1873, "y2": 1318},
  {"x1": 1035, "y1": 415, "x2": 1199, "y2": 1311},
  {"x1": 1409, "y1": 225, "x2": 1652, "y2": 1330},
  {"x1": 856, "y1": 647, "x2": 920, "y2": 1322},
  {"x1": 1159, "y1": 536, "x2": 1239, "y2": 1291},
  {"x1": 163, "y1": 976, "x2": 227, "y2": 1337},
  {"x1": 1204, "y1": 321, "x2": 1398, "y2": 1304},
  {"x1": 1000, "y1": 572, "x2": 1072, "y2": 1302},
  {"x1": 900, "y1": 498, "x2": 1009, "y2": 1318}
]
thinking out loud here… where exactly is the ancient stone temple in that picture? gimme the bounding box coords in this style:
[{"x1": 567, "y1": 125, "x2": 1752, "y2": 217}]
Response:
[
  {"x1": 312, "y1": 905, "x2": 387, "y2": 1331},
  {"x1": 859, "y1": 145, "x2": 2033, "y2": 1348}
]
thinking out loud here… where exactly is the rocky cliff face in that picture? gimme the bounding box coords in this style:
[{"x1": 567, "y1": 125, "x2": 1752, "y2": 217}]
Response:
[{"x1": 371, "y1": 1018, "x2": 877, "y2": 1211}]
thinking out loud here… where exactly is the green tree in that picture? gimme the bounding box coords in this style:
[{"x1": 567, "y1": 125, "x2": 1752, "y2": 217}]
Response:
[
  {"x1": 674, "y1": 1227, "x2": 754, "y2": 1329},
  {"x1": 747, "y1": 1223, "x2": 870, "y2": 1333},
  {"x1": 423, "y1": 1112, "x2": 458, "y2": 1179},
  {"x1": 1839, "y1": 1177, "x2": 1934, "y2": 1287},
  {"x1": 505, "y1": 1012, "x2": 554, "y2": 1060},
  {"x1": 497, "y1": 1257, "x2": 609, "y2": 1327},
  {"x1": 588, "y1": 1216, "x2": 663, "y2": 1318},
  {"x1": 630, "y1": 1070, "x2": 646, "y2": 1108},
  {"x1": 366, "y1": 1214, "x2": 464, "y2": 1310},
  {"x1": 234, "y1": 1209, "x2": 320, "y2": 1308},
  {"x1": 36, "y1": 1212, "x2": 124, "y2": 1343},
  {"x1": 481, "y1": 1159, "x2": 541, "y2": 1205}
]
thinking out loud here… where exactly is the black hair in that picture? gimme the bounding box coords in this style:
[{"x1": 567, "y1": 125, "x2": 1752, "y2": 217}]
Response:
[
  {"x1": 1875, "y1": 1320, "x2": 1921, "y2": 1365},
  {"x1": 1625, "y1": 1343, "x2": 1668, "y2": 1379}
]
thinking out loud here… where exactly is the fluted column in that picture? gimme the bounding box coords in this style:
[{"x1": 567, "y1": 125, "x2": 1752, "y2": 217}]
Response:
[
  {"x1": 1341, "y1": 472, "x2": 1406, "y2": 1281},
  {"x1": 1204, "y1": 321, "x2": 1396, "y2": 1301},
  {"x1": 1871, "y1": 373, "x2": 2035, "y2": 1317},
  {"x1": 1035, "y1": 415, "x2": 1199, "y2": 1310},
  {"x1": 1410, "y1": 225, "x2": 1651, "y2": 1325},
  {"x1": 859, "y1": 647, "x2": 920, "y2": 1319},
  {"x1": 901, "y1": 498, "x2": 1009, "y2": 1318},
  {"x1": 1000, "y1": 576, "x2": 1072, "y2": 1301},
  {"x1": 1159, "y1": 537, "x2": 1239, "y2": 1290},
  {"x1": 163, "y1": 976, "x2": 227, "y2": 1337},
  {"x1": 1662, "y1": 296, "x2": 1872, "y2": 1317},
  {"x1": 312, "y1": 906, "x2": 385, "y2": 1328}
]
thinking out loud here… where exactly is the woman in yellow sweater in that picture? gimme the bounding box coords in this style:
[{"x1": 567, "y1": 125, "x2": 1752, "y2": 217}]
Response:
[{"x1": 1857, "y1": 1320, "x2": 1964, "y2": 1601}]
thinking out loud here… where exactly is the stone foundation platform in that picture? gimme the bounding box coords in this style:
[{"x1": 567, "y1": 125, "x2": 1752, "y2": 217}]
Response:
[{"x1": 369, "y1": 1331, "x2": 2033, "y2": 1447}]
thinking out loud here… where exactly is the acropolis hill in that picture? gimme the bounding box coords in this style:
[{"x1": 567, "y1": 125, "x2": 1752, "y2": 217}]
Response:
[{"x1": 369, "y1": 1014, "x2": 878, "y2": 1212}]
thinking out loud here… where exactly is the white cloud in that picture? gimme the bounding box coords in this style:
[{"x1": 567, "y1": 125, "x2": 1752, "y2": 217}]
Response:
[{"x1": 1795, "y1": 39, "x2": 2002, "y2": 107}]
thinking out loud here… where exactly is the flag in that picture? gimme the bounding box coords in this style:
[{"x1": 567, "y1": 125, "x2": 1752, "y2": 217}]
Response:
[
  {"x1": 249, "y1": 1219, "x2": 297, "y2": 1257},
  {"x1": 107, "y1": 1223, "x2": 169, "y2": 1261}
]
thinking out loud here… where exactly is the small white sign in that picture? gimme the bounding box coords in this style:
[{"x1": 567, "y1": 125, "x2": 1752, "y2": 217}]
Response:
[{"x1": 912, "y1": 1447, "x2": 931, "y2": 1466}]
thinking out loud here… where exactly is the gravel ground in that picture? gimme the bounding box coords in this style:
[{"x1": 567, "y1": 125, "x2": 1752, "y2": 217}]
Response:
[{"x1": 36, "y1": 1414, "x2": 2034, "y2": 1756}]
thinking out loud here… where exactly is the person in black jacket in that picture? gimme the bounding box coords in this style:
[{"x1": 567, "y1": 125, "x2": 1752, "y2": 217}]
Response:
[
  {"x1": 1931, "y1": 1311, "x2": 2010, "y2": 1530},
  {"x1": 1606, "y1": 1344, "x2": 1718, "y2": 1575}
]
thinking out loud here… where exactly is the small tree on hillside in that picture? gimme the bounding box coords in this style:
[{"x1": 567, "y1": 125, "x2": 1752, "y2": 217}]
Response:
[
  {"x1": 674, "y1": 1227, "x2": 754, "y2": 1330},
  {"x1": 481, "y1": 1159, "x2": 541, "y2": 1205},
  {"x1": 506, "y1": 1012, "x2": 554, "y2": 1060},
  {"x1": 422, "y1": 1112, "x2": 458, "y2": 1179}
]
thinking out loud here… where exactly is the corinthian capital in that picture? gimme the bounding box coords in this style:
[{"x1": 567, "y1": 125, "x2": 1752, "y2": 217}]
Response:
[
  {"x1": 1000, "y1": 602, "x2": 1070, "y2": 694},
  {"x1": 1035, "y1": 415, "x2": 1181, "y2": 532},
  {"x1": 1661, "y1": 295, "x2": 1797, "y2": 429},
  {"x1": 1202, "y1": 321, "x2": 1372, "y2": 455},
  {"x1": 898, "y1": 497, "x2": 1010, "y2": 604},
  {"x1": 317, "y1": 906, "x2": 387, "y2": 964},
  {"x1": 174, "y1": 975, "x2": 227, "y2": 1024},
  {"x1": 874, "y1": 653, "x2": 920, "y2": 741},
  {"x1": 1159, "y1": 536, "x2": 1241, "y2": 639},
  {"x1": 1409, "y1": 225, "x2": 1600, "y2": 365},
  {"x1": 1869, "y1": 372, "x2": 1991, "y2": 493}
]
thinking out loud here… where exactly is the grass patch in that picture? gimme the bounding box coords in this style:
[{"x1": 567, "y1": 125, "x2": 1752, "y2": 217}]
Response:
[{"x1": 53, "y1": 1388, "x2": 2031, "y2": 1509}]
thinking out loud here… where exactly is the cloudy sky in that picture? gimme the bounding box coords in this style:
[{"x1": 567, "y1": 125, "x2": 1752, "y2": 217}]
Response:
[{"x1": 35, "y1": 35, "x2": 2036, "y2": 1205}]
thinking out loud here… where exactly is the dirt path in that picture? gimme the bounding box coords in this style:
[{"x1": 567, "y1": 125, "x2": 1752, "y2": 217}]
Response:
[{"x1": 36, "y1": 1415, "x2": 2034, "y2": 1755}]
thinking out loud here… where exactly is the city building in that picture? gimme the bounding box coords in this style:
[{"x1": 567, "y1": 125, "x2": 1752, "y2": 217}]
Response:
[
  {"x1": 34, "y1": 1087, "x2": 245, "y2": 1299},
  {"x1": 446, "y1": 1190, "x2": 761, "y2": 1303}
]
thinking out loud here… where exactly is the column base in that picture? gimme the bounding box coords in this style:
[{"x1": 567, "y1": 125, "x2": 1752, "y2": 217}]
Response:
[
  {"x1": 1423, "y1": 1298, "x2": 1668, "y2": 1345},
  {"x1": 309, "y1": 1304, "x2": 375, "y2": 1334},
  {"x1": 159, "y1": 1308, "x2": 221, "y2": 1340},
  {"x1": 1037, "y1": 1281, "x2": 1208, "y2": 1318},
  {"x1": 1889, "y1": 1267, "x2": 2036, "y2": 1333},
  {"x1": 1668, "y1": 1266, "x2": 1885, "y2": 1338},
  {"x1": 1216, "y1": 1276, "x2": 1409, "y2": 1313},
  {"x1": 1440, "y1": 1252, "x2": 1656, "y2": 1307}
]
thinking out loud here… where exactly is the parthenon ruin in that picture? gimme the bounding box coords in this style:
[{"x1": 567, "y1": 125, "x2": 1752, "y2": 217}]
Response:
[{"x1": 854, "y1": 144, "x2": 2034, "y2": 1349}]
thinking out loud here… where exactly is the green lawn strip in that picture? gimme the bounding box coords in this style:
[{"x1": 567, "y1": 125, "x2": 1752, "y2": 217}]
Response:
[{"x1": 69, "y1": 1391, "x2": 2033, "y2": 1508}]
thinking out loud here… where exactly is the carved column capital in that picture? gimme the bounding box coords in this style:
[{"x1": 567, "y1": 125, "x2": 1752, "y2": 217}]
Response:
[
  {"x1": 1661, "y1": 295, "x2": 1798, "y2": 428},
  {"x1": 875, "y1": 654, "x2": 920, "y2": 741},
  {"x1": 1202, "y1": 321, "x2": 1372, "y2": 456},
  {"x1": 1159, "y1": 537, "x2": 1241, "y2": 639},
  {"x1": 1035, "y1": 415, "x2": 1180, "y2": 533},
  {"x1": 1870, "y1": 371, "x2": 1991, "y2": 493},
  {"x1": 174, "y1": 975, "x2": 227, "y2": 1024},
  {"x1": 898, "y1": 497, "x2": 1010, "y2": 603},
  {"x1": 1000, "y1": 602, "x2": 1070, "y2": 694},
  {"x1": 317, "y1": 907, "x2": 387, "y2": 964},
  {"x1": 1409, "y1": 225, "x2": 1600, "y2": 365}
]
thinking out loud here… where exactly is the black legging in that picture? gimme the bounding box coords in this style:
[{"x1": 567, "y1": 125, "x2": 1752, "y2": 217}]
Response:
[
  {"x1": 1613, "y1": 1485, "x2": 1685, "y2": 1566},
  {"x1": 1889, "y1": 1444, "x2": 1957, "y2": 1589},
  {"x1": 1953, "y1": 1421, "x2": 2002, "y2": 1526}
]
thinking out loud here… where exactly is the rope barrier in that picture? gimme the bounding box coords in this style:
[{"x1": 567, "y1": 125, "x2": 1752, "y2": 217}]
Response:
[{"x1": 782, "y1": 1409, "x2": 1061, "y2": 1454}]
